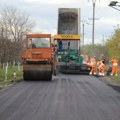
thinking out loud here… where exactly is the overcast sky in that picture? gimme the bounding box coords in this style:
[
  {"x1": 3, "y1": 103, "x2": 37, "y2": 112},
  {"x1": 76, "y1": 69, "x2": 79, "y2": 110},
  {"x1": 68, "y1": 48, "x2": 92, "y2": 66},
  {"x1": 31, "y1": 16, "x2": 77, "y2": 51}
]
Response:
[{"x1": 0, "y1": 0, "x2": 120, "y2": 44}]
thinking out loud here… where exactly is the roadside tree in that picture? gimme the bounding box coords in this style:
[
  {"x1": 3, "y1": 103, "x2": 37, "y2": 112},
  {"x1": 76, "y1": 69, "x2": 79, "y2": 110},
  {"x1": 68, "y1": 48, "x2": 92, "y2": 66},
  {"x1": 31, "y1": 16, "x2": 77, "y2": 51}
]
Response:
[
  {"x1": 106, "y1": 29, "x2": 120, "y2": 62},
  {"x1": 0, "y1": 6, "x2": 35, "y2": 65}
]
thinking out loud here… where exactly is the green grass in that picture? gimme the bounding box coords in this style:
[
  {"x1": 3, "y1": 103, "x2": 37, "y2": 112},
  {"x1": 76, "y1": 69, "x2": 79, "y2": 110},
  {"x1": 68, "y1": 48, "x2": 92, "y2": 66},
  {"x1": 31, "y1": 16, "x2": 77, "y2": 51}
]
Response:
[
  {"x1": 0, "y1": 66, "x2": 23, "y2": 89},
  {"x1": 111, "y1": 69, "x2": 120, "y2": 84},
  {"x1": 105, "y1": 65, "x2": 120, "y2": 84}
]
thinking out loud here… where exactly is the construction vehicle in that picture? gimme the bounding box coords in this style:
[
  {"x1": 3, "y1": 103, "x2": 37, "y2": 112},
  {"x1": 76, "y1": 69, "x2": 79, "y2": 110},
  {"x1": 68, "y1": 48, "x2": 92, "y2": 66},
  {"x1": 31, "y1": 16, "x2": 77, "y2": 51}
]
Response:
[
  {"x1": 22, "y1": 34, "x2": 54, "y2": 80},
  {"x1": 53, "y1": 34, "x2": 91, "y2": 74},
  {"x1": 53, "y1": 8, "x2": 91, "y2": 74}
]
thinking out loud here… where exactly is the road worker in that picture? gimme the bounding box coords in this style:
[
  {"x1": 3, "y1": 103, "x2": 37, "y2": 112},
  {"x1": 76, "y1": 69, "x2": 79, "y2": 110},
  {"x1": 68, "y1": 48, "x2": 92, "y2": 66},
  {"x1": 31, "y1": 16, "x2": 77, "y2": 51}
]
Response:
[
  {"x1": 110, "y1": 58, "x2": 118, "y2": 76},
  {"x1": 106, "y1": 63, "x2": 112, "y2": 76},
  {"x1": 58, "y1": 40, "x2": 63, "y2": 52},
  {"x1": 67, "y1": 41, "x2": 70, "y2": 50},
  {"x1": 86, "y1": 57, "x2": 92, "y2": 72},
  {"x1": 97, "y1": 60, "x2": 101, "y2": 74},
  {"x1": 97, "y1": 60, "x2": 105, "y2": 76},
  {"x1": 89, "y1": 57, "x2": 96, "y2": 75}
]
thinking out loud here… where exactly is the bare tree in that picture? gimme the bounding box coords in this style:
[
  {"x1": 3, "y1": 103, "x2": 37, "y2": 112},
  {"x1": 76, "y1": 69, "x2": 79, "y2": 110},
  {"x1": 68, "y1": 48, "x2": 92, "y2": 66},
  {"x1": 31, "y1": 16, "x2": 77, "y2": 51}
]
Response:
[
  {"x1": 0, "y1": 6, "x2": 35, "y2": 42},
  {"x1": 0, "y1": 6, "x2": 35, "y2": 65}
]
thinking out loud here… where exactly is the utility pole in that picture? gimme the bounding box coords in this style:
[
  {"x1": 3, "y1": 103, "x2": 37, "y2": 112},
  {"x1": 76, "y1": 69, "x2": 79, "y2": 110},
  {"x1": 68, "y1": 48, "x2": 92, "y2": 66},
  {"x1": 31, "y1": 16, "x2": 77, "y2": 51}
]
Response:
[
  {"x1": 102, "y1": 35, "x2": 105, "y2": 45},
  {"x1": 82, "y1": 23, "x2": 85, "y2": 47},
  {"x1": 92, "y1": 1, "x2": 95, "y2": 45},
  {"x1": 88, "y1": 0, "x2": 100, "y2": 45},
  {"x1": 81, "y1": 21, "x2": 85, "y2": 47}
]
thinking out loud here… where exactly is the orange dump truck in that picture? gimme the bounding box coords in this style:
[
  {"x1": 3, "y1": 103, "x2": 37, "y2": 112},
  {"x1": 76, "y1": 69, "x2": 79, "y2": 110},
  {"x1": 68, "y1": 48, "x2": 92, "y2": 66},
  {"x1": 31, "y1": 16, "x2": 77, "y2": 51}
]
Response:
[{"x1": 22, "y1": 34, "x2": 54, "y2": 80}]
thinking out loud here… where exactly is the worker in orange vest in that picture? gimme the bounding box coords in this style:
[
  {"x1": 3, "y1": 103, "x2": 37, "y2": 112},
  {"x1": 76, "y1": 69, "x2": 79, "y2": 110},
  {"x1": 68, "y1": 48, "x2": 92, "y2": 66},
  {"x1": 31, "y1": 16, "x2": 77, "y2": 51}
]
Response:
[
  {"x1": 97, "y1": 60, "x2": 105, "y2": 76},
  {"x1": 86, "y1": 57, "x2": 91, "y2": 66},
  {"x1": 89, "y1": 57, "x2": 96, "y2": 75},
  {"x1": 97, "y1": 60, "x2": 101, "y2": 75},
  {"x1": 110, "y1": 58, "x2": 118, "y2": 76}
]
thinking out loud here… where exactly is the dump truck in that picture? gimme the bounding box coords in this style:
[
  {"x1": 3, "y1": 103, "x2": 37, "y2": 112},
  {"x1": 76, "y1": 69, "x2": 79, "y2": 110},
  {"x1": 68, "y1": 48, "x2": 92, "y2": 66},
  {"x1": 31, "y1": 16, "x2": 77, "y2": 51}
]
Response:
[
  {"x1": 22, "y1": 34, "x2": 54, "y2": 80},
  {"x1": 53, "y1": 8, "x2": 91, "y2": 74}
]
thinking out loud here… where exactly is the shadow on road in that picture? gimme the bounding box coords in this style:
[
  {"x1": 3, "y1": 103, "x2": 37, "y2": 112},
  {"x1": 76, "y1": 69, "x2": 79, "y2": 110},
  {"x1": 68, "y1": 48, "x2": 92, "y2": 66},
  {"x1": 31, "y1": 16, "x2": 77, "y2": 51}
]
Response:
[
  {"x1": 96, "y1": 75, "x2": 120, "y2": 93},
  {"x1": 108, "y1": 84, "x2": 120, "y2": 93}
]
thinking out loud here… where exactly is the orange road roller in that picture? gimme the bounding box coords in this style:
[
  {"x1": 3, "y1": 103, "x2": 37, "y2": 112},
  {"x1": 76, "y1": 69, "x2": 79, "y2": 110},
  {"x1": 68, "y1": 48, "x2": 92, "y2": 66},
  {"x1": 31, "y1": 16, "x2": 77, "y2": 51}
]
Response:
[{"x1": 22, "y1": 34, "x2": 55, "y2": 81}]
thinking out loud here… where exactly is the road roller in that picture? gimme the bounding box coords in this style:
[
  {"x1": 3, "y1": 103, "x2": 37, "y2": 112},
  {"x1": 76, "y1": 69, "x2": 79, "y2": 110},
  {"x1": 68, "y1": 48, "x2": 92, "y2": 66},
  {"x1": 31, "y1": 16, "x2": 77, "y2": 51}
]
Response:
[{"x1": 22, "y1": 34, "x2": 54, "y2": 81}]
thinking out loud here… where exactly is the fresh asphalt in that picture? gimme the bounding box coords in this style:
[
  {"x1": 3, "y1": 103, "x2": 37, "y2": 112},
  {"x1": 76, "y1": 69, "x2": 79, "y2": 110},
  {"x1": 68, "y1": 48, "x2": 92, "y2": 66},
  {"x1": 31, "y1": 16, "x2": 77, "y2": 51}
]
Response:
[{"x1": 0, "y1": 74, "x2": 120, "y2": 120}]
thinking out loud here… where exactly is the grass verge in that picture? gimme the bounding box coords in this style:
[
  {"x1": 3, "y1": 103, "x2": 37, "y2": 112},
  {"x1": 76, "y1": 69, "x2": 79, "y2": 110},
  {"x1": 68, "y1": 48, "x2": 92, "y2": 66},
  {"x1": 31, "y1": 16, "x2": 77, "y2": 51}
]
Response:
[{"x1": 0, "y1": 66, "x2": 23, "y2": 89}]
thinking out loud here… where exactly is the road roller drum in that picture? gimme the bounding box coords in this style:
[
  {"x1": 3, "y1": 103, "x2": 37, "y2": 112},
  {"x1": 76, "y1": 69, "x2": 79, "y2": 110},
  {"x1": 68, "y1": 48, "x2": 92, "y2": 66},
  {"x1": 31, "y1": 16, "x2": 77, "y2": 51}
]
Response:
[{"x1": 23, "y1": 64, "x2": 52, "y2": 80}]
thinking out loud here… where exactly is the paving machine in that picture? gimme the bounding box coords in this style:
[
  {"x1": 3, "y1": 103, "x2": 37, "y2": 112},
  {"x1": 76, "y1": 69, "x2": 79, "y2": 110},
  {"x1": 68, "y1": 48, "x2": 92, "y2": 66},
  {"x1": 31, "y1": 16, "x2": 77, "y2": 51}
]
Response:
[
  {"x1": 53, "y1": 34, "x2": 91, "y2": 74},
  {"x1": 53, "y1": 8, "x2": 91, "y2": 74},
  {"x1": 22, "y1": 34, "x2": 53, "y2": 80}
]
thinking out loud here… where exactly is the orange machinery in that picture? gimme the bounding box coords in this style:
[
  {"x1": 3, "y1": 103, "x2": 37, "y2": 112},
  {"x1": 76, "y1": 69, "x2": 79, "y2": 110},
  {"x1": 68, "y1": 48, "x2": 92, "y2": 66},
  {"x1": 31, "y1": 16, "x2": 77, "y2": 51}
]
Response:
[{"x1": 22, "y1": 34, "x2": 54, "y2": 80}]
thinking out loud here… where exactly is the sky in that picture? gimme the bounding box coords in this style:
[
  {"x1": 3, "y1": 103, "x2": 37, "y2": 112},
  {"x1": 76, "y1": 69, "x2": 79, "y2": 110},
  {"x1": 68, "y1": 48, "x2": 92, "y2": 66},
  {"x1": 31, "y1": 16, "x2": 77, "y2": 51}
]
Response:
[{"x1": 0, "y1": 0, "x2": 120, "y2": 45}]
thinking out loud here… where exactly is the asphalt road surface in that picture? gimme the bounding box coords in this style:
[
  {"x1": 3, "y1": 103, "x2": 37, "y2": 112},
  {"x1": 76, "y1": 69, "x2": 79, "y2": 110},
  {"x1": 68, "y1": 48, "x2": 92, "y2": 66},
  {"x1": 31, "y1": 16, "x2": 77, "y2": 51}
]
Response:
[{"x1": 0, "y1": 74, "x2": 120, "y2": 120}]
